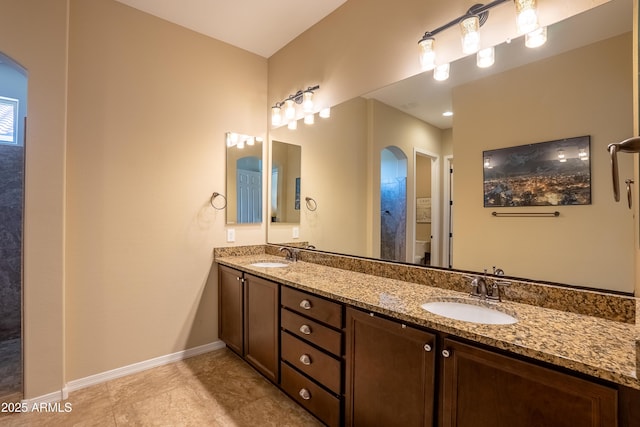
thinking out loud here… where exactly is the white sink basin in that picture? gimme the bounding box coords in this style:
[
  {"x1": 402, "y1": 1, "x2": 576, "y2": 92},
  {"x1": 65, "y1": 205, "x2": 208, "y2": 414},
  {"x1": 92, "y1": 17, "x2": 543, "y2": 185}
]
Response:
[
  {"x1": 421, "y1": 300, "x2": 517, "y2": 325},
  {"x1": 250, "y1": 261, "x2": 290, "y2": 268}
]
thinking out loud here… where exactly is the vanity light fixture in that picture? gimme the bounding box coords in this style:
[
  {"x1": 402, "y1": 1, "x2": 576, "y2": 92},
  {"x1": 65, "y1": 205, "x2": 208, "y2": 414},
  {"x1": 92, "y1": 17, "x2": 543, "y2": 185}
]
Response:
[
  {"x1": 271, "y1": 84, "x2": 328, "y2": 129},
  {"x1": 557, "y1": 149, "x2": 567, "y2": 162},
  {"x1": 578, "y1": 148, "x2": 589, "y2": 160},
  {"x1": 434, "y1": 63, "x2": 450, "y2": 81},
  {"x1": 525, "y1": 26, "x2": 547, "y2": 48},
  {"x1": 417, "y1": 0, "x2": 544, "y2": 79},
  {"x1": 477, "y1": 47, "x2": 495, "y2": 68},
  {"x1": 226, "y1": 132, "x2": 262, "y2": 149}
]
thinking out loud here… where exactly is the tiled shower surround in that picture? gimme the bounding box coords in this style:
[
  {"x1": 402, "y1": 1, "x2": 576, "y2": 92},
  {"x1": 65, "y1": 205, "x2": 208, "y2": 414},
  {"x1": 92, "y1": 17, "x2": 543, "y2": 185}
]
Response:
[{"x1": 0, "y1": 143, "x2": 22, "y2": 341}]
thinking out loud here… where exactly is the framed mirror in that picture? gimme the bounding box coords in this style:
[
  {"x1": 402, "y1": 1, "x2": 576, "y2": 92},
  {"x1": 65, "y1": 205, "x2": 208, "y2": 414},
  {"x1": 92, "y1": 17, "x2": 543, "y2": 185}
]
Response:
[
  {"x1": 268, "y1": 0, "x2": 635, "y2": 294},
  {"x1": 225, "y1": 132, "x2": 263, "y2": 224}
]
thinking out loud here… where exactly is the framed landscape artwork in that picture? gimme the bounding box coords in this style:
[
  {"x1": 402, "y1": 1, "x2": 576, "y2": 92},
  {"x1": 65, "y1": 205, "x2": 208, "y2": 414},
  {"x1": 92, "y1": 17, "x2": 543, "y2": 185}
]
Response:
[{"x1": 483, "y1": 136, "x2": 591, "y2": 207}]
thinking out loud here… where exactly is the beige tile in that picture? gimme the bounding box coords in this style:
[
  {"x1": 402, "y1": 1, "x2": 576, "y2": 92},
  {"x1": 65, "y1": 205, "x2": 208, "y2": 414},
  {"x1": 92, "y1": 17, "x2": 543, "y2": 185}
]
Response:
[{"x1": 106, "y1": 363, "x2": 184, "y2": 407}]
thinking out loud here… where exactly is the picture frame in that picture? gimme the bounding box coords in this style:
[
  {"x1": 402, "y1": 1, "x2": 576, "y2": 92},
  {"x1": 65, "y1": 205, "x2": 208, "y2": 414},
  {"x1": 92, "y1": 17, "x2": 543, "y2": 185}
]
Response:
[
  {"x1": 416, "y1": 197, "x2": 431, "y2": 223},
  {"x1": 0, "y1": 96, "x2": 19, "y2": 145},
  {"x1": 483, "y1": 136, "x2": 591, "y2": 207}
]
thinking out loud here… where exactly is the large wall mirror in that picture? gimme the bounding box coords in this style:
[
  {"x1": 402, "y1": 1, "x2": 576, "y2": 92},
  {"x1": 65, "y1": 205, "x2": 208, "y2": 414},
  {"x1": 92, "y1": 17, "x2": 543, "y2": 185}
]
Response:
[
  {"x1": 268, "y1": 0, "x2": 635, "y2": 294},
  {"x1": 226, "y1": 132, "x2": 263, "y2": 224}
]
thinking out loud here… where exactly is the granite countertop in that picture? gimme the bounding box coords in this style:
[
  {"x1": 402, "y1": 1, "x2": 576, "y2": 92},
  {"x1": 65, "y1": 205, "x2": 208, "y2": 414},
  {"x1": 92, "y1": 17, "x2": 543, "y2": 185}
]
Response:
[{"x1": 216, "y1": 254, "x2": 640, "y2": 390}]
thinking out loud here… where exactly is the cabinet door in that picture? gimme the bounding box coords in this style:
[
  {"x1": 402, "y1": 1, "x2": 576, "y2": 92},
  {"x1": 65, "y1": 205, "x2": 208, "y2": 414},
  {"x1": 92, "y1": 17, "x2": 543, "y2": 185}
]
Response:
[
  {"x1": 441, "y1": 339, "x2": 617, "y2": 427},
  {"x1": 244, "y1": 274, "x2": 280, "y2": 383},
  {"x1": 218, "y1": 265, "x2": 244, "y2": 355},
  {"x1": 345, "y1": 308, "x2": 436, "y2": 427}
]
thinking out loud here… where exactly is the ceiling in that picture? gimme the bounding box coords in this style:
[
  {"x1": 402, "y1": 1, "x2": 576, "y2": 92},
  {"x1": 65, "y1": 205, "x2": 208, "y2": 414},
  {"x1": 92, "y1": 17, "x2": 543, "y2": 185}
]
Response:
[{"x1": 114, "y1": 0, "x2": 347, "y2": 58}]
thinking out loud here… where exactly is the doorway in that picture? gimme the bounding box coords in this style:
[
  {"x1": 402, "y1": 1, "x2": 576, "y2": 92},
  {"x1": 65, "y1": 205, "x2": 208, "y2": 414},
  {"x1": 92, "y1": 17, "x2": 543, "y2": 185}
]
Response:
[
  {"x1": 0, "y1": 52, "x2": 26, "y2": 400},
  {"x1": 414, "y1": 150, "x2": 440, "y2": 267}
]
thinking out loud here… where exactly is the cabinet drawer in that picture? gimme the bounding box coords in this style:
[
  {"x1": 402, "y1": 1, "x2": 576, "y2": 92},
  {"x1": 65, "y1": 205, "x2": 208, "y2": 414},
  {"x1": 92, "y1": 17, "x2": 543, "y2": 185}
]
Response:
[
  {"x1": 281, "y1": 331, "x2": 341, "y2": 394},
  {"x1": 281, "y1": 286, "x2": 342, "y2": 328},
  {"x1": 281, "y1": 308, "x2": 342, "y2": 356},
  {"x1": 281, "y1": 362, "x2": 341, "y2": 427}
]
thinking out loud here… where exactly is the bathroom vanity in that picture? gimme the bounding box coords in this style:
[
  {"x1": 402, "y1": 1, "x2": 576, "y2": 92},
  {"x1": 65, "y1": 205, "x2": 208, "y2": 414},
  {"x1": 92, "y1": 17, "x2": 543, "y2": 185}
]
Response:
[{"x1": 215, "y1": 246, "x2": 640, "y2": 427}]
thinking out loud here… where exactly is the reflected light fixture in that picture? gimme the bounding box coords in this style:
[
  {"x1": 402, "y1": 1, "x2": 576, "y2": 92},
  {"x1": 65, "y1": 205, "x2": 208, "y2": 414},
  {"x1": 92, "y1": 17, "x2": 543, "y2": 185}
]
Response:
[
  {"x1": 578, "y1": 148, "x2": 589, "y2": 160},
  {"x1": 434, "y1": 63, "x2": 450, "y2": 81},
  {"x1": 226, "y1": 132, "x2": 262, "y2": 149},
  {"x1": 525, "y1": 26, "x2": 547, "y2": 48},
  {"x1": 557, "y1": 149, "x2": 567, "y2": 163},
  {"x1": 271, "y1": 85, "x2": 328, "y2": 130},
  {"x1": 477, "y1": 47, "x2": 495, "y2": 68}
]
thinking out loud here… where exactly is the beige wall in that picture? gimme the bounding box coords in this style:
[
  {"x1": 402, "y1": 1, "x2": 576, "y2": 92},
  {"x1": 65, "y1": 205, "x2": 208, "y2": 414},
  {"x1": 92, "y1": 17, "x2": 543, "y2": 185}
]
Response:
[
  {"x1": 453, "y1": 33, "x2": 634, "y2": 291},
  {"x1": 1, "y1": 0, "x2": 68, "y2": 399},
  {"x1": 65, "y1": 0, "x2": 267, "y2": 381}
]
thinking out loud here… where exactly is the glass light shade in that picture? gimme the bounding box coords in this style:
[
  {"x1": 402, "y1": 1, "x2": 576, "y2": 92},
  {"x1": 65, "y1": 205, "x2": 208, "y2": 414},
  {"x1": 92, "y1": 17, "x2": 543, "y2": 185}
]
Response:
[
  {"x1": 460, "y1": 15, "x2": 480, "y2": 54},
  {"x1": 302, "y1": 91, "x2": 314, "y2": 113},
  {"x1": 525, "y1": 26, "x2": 547, "y2": 48},
  {"x1": 246, "y1": 137, "x2": 255, "y2": 146},
  {"x1": 304, "y1": 114, "x2": 314, "y2": 125},
  {"x1": 433, "y1": 63, "x2": 450, "y2": 81},
  {"x1": 515, "y1": 0, "x2": 539, "y2": 34},
  {"x1": 419, "y1": 38, "x2": 436, "y2": 71},
  {"x1": 271, "y1": 106, "x2": 282, "y2": 126},
  {"x1": 284, "y1": 99, "x2": 296, "y2": 120},
  {"x1": 237, "y1": 139, "x2": 245, "y2": 149},
  {"x1": 476, "y1": 47, "x2": 495, "y2": 68},
  {"x1": 319, "y1": 107, "x2": 331, "y2": 118},
  {"x1": 287, "y1": 119, "x2": 297, "y2": 130},
  {"x1": 226, "y1": 132, "x2": 238, "y2": 147}
]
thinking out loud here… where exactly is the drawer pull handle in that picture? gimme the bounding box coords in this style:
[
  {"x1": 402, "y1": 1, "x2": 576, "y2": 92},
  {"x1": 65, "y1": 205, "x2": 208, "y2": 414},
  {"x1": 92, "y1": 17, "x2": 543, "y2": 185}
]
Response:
[
  {"x1": 299, "y1": 324, "x2": 312, "y2": 335},
  {"x1": 299, "y1": 354, "x2": 312, "y2": 365},
  {"x1": 299, "y1": 388, "x2": 311, "y2": 400},
  {"x1": 299, "y1": 299, "x2": 312, "y2": 310},
  {"x1": 442, "y1": 349, "x2": 451, "y2": 358},
  {"x1": 424, "y1": 344, "x2": 432, "y2": 352}
]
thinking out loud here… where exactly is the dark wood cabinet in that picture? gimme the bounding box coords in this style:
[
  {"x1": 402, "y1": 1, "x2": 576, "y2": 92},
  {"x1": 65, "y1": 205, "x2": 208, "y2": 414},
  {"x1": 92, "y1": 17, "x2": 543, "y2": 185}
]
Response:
[
  {"x1": 218, "y1": 265, "x2": 244, "y2": 355},
  {"x1": 345, "y1": 307, "x2": 437, "y2": 427},
  {"x1": 280, "y1": 286, "x2": 344, "y2": 427},
  {"x1": 218, "y1": 265, "x2": 279, "y2": 383},
  {"x1": 440, "y1": 338, "x2": 618, "y2": 427}
]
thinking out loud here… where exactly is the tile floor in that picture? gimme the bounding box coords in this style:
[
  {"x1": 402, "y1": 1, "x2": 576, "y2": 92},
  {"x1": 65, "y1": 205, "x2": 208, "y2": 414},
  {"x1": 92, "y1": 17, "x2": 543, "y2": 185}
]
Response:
[{"x1": 0, "y1": 348, "x2": 323, "y2": 426}]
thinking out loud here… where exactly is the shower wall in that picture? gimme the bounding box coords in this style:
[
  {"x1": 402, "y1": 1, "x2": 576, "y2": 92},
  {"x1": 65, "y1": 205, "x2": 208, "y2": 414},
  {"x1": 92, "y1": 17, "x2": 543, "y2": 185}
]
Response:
[
  {"x1": 0, "y1": 143, "x2": 23, "y2": 340},
  {"x1": 380, "y1": 177, "x2": 406, "y2": 262}
]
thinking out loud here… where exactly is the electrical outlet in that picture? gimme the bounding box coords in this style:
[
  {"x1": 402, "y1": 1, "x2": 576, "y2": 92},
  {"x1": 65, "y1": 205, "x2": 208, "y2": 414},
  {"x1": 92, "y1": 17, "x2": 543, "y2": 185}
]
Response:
[
  {"x1": 227, "y1": 228, "x2": 235, "y2": 242},
  {"x1": 292, "y1": 227, "x2": 299, "y2": 239}
]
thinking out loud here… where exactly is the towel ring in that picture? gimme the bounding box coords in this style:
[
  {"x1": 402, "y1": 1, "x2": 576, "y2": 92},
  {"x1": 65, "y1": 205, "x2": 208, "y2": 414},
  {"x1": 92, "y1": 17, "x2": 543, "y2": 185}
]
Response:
[
  {"x1": 210, "y1": 192, "x2": 227, "y2": 210},
  {"x1": 305, "y1": 197, "x2": 318, "y2": 211}
]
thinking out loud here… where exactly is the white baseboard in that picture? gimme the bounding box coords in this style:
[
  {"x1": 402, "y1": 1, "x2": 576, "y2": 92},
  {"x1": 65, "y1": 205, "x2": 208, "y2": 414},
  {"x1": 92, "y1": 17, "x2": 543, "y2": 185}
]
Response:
[{"x1": 23, "y1": 341, "x2": 226, "y2": 406}]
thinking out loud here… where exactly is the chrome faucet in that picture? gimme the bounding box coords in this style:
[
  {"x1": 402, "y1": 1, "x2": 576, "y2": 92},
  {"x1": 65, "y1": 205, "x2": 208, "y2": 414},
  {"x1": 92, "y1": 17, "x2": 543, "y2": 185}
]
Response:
[
  {"x1": 466, "y1": 268, "x2": 511, "y2": 301},
  {"x1": 279, "y1": 246, "x2": 298, "y2": 262}
]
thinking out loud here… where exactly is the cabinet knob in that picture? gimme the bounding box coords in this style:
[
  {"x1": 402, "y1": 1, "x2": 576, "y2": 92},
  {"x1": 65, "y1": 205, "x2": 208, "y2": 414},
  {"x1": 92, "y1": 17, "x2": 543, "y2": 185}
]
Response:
[
  {"x1": 299, "y1": 299, "x2": 312, "y2": 310},
  {"x1": 299, "y1": 354, "x2": 312, "y2": 365},
  {"x1": 424, "y1": 343, "x2": 432, "y2": 352},
  {"x1": 299, "y1": 388, "x2": 311, "y2": 400},
  {"x1": 442, "y1": 349, "x2": 451, "y2": 358},
  {"x1": 299, "y1": 324, "x2": 312, "y2": 335}
]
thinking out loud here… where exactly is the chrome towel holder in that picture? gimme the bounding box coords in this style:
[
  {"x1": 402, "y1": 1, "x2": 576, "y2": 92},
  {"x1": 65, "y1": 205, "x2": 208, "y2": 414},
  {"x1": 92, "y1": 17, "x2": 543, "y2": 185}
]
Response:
[
  {"x1": 492, "y1": 211, "x2": 559, "y2": 218},
  {"x1": 305, "y1": 197, "x2": 318, "y2": 211},
  {"x1": 210, "y1": 192, "x2": 226, "y2": 210}
]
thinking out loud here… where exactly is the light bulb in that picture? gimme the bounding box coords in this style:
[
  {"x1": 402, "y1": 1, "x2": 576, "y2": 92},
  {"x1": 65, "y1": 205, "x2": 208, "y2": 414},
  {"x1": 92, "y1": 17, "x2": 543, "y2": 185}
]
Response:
[
  {"x1": 285, "y1": 99, "x2": 296, "y2": 120},
  {"x1": 246, "y1": 137, "x2": 255, "y2": 146},
  {"x1": 419, "y1": 37, "x2": 436, "y2": 71},
  {"x1": 515, "y1": 0, "x2": 539, "y2": 34},
  {"x1": 460, "y1": 15, "x2": 480, "y2": 54},
  {"x1": 319, "y1": 107, "x2": 331, "y2": 118},
  {"x1": 304, "y1": 114, "x2": 314, "y2": 125},
  {"x1": 525, "y1": 26, "x2": 547, "y2": 48},
  {"x1": 477, "y1": 47, "x2": 495, "y2": 68},
  {"x1": 303, "y1": 91, "x2": 314, "y2": 113},
  {"x1": 287, "y1": 119, "x2": 297, "y2": 130},
  {"x1": 433, "y1": 63, "x2": 450, "y2": 81},
  {"x1": 271, "y1": 106, "x2": 282, "y2": 126},
  {"x1": 226, "y1": 132, "x2": 237, "y2": 147}
]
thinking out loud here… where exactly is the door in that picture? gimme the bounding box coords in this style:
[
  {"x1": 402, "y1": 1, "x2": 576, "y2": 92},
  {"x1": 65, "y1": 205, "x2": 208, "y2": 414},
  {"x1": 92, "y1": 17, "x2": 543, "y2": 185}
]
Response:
[{"x1": 218, "y1": 265, "x2": 244, "y2": 355}]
